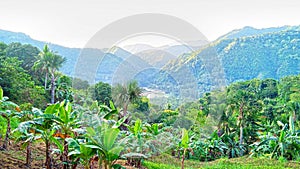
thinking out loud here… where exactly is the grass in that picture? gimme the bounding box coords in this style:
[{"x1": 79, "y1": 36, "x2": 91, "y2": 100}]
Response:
[{"x1": 143, "y1": 154, "x2": 300, "y2": 169}]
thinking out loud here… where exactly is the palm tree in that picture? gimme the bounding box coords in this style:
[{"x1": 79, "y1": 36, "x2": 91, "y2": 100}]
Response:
[
  {"x1": 48, "y1": 53, "x2": 66, "y2": 104},
  {"x1": 112, "y1": 81, "x2": 141, "y2": 117},
  {"x1": 33, "y1": 45, "x2": 51, "y2": 89},
  {"x1": 34, "y1": 45, "x2": 66, "y2": 103}
]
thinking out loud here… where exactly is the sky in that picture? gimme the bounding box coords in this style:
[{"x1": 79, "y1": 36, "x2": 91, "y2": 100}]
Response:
[{"x1": 0, "y1": 0, "x2": 300, "y2": 48}]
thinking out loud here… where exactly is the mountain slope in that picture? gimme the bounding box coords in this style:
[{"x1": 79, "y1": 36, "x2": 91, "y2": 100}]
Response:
[{"x1": 159, "y1": 25, "x2": 300, "y2": 95}]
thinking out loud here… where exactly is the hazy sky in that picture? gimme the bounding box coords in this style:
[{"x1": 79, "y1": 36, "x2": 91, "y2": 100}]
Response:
[{"x1": 0, "y1": 0, "x2": 300, "y2": 48}]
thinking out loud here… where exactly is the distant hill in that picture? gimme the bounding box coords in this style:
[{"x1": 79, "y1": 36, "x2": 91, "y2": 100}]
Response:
[{"x1": 219, "y1": 26, "x2": 290, "y2": 39}]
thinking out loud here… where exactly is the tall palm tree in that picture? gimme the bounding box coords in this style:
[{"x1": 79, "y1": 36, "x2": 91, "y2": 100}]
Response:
[
  {"x1": 34, "y1": 45, "x2": 66, "y2": 103},
  {"x1": 112, "y1": 81, "x2": 141, "y2": 117},
  {"x1": 48, "y1": 53, "x2": 66, "y2": 104},
  {"x1": 33, "y1": 45, "x2": 51, "y2": 89}
]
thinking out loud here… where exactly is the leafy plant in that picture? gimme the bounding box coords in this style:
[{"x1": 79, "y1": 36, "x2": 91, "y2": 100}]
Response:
[
  {"x1": 86, "y1": 127, "x2": 123, "y2": 169},
  {"x1": 0, "y1": 87, "x2": 19, "y2": 150}
]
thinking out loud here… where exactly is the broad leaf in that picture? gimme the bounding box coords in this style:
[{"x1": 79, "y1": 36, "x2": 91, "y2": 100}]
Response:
[
  {"x1": 0, "y1": 87, "x2": 3, "y2": 100},
  {"x1": 103, "y1": 128, "x2": 120, "y2": 151},
  {"x1": 181, "y1": 128, "x2": 189, "y2": 149}
]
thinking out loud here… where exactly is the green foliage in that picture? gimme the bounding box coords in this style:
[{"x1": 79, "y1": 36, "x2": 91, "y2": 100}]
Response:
[
  {"x1": 5, "y1": 42, "x2": 40, "y2": 73},
  {"x1": 56, "y1": 75, "x2": 74, "y2": 102},
  {"x1": 0, "y1": 56, "x2": 47, "y2": 107},
  {"x1": 86, "y1": 127, "x2": 123, "y2": 169},
  {"x1": 92, "y1": 81, "x2": 112, "y2": 106}
]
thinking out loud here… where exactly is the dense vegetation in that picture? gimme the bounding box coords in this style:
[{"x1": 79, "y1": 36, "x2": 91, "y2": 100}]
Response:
[{"x1": 0, "y1": 38, "x2": 300, "y2": 169}]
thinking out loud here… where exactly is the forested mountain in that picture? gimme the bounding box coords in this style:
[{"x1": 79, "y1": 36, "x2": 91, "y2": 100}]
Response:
[{"x1": 159, "y1": 25, "x2": 300, "y2": 95}]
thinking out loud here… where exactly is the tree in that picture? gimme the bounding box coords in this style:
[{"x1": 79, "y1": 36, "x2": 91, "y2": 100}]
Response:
[
  {"x1": 33, "y1": 45, "x2": 51, "y2": 90},
  {"x1": 56, "y1": 75, "x2": 73, "y2": 102},
  {"x1": 93, "y1": 82, "x2": 112, "y2": 106},
  {"x1": 34, "y1": 45, "x2": 66, "y2": 104},
  {"x1": 0, "y1": 56, "x2": 47, "y2": 106},
  {"x1": 5, "y1": 42, "x2": 40, "y2": 74},
  {"x1": 112, "y1": 81, "x2": 141, "y2": 118},
  {"x1": 226, "y1": 80, "x2": 261, "y2": 146}
]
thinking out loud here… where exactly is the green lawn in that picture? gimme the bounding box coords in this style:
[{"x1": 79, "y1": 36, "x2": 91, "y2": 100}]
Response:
[{"x1": 143, "y1": 154, "x2": 300, "y2": 169}]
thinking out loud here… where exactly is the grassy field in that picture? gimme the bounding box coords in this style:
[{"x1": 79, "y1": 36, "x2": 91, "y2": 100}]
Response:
[{"x1": 143, "y1": 154, "x2": 300, "y2": 169}]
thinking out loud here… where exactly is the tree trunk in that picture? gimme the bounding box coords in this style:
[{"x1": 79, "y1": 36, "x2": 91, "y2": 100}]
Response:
[
  {"x1": 26, "y1": 142, "x2": 32, "y2": 168},
  {"x1": 45, "y1": 140, "x2": 51, "y2": 169},
  {"x1": 98, "y1": 155, "x2": 103, "y2": 169},
  {"x1": 119, "y1": 103, "x2": 129, "y2": 130},
  {"x1": 123, "y1": 103, "x2": 128, "y2": 117},
  {"x1": 71, "y1": 158, "x2": 80, "y2": 169},
  {"x1": 239, "y1": 104, "x2": 244, "y2": 146},
  {"x1": 44, "y1": 71, "x2": 48, "y2": 90},
  {"x1": 181, "y1": 148, "x2": 186, "y2": 169},
  {"x1": 63, "y1": 139, "x2": 69, "y2": 169},
  {"x1": 2, "y1": 118, "x2": 11, "y2": 150},
  {"x1": 50, "y1": 73, "x2": 55, "y2": 104},
  {"x1": 239, "y1": 125, "x2": 243, "y2": 144}
]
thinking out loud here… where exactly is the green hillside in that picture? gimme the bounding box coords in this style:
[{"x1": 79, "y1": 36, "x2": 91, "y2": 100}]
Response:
[{"x1": 158, "y1": 25, "x2": 300, "y2": 96}]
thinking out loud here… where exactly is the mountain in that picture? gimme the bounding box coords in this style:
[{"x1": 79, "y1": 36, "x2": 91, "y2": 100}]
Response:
[
  {"x1": 160, "y1": 40, "x2": 208, "y2": 56},
  {"x1": 123, "y1": 44, "x2": 155, "y2": 54},
  {"x1": 0, "y1": 29, "x2": 80, "y2": 76},
  {"x1": 219, "y1": 26, "x2": 290, "y2": 39},
  {"x1": 134, "y1": 49, "x2": 177, "y2": 68},
  {"x1": 158, "y1": 25, "x2": 300, "y2": 96}
]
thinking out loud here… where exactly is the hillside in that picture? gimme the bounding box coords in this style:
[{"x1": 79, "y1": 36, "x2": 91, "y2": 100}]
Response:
[{"x1": 158, "y1": 25, "x2": 300, "y2": 96}]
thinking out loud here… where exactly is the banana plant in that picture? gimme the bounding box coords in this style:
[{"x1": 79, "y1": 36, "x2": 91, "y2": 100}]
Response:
[
  {"x1": 13, "y1": 109, "x2": 42, "y2": 168},
  {"x1": 49, "y1": 101, "x2": 83, "y2": 169},
  {"x1": 180, "y1": 128, "x2": 189, "y2": 169},
  {"x1": 145, "y1": 123, "x2": 163, "y2": 136},
  {"x1": 85, "y1": 127, "x2": 124, "y2": 169},
  {"x1": 0, "y1": 87, "x2": 19, "y2": 150},
  {"x1": 122, "y1": 119, "x2": 148, "y2": 168},
  {"x1": 221, "y1": 132, "x2": 246, "y2": 158},
  {"x1": 60, "y1": 138, "x2": 95, "y2": 169},
  {"x1": 250, "y1": 115, "x2": 300, "y2": 160},
  {"x1": 204, "y1": 130, "x2": 228, "y2": 161}
]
